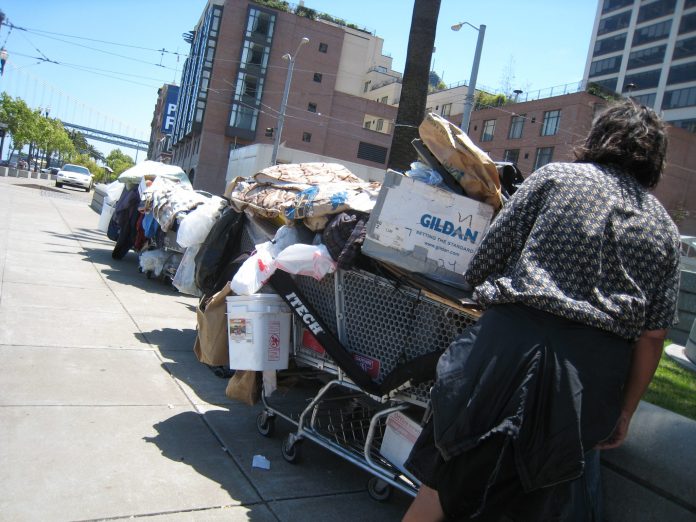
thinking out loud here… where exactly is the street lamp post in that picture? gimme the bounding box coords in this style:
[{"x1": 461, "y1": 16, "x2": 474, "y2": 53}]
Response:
[
  {"x1": 270, "y1": 37, "x2": 309, "y2": 166},
  {"x1": 451, "y1": 22, "x2": 486, "y2": 135}
]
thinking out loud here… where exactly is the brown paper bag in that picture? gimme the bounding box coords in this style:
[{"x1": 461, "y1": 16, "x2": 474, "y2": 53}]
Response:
[
  {"x1": 225, "y1": 371, "x2": 259, "y2": 405},
  {"x1": 419, "y1": 112, "x2": 503, "y2": 210},
  {"x1": 193, "y1": 285, "x2": 232, "y2": 366}
]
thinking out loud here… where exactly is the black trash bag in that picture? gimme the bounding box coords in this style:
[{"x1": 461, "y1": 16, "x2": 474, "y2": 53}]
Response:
[{"x1": 194, "y1": 208, "x2": 246, "y2": 297}]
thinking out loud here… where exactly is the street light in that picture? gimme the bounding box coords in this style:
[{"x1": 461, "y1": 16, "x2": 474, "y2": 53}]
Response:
[
  {"x1": 451, "y1": 21, "x2": 486, "y2": 135},
  {"x1": 270, "y1": 36, "x2": 309, "y2": 166}
]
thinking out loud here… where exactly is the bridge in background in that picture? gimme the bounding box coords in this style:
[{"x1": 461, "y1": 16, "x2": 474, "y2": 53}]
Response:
[{"x1": 62, "y1": 122, "x2": 149, "y2": 152}]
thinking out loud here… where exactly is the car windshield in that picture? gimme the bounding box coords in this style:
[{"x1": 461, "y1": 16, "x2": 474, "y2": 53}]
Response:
[{"x1": 63, "y1": 164, "x2": 90, "y2": 175}]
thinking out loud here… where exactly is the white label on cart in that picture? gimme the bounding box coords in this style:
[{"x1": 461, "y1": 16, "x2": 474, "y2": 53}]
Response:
[
  {"x1": 229, "y1": 318, "x2": 253, "y2": 343},
  {"x1": 267, "y1": 321, "x2": 281, "y2": 361}
]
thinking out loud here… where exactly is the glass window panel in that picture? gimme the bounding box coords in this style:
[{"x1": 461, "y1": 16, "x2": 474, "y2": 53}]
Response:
[
  {"x1": 541, "y1": 110, "x2": 561, "y2": 136},
  {"x1": 534, "y1": 147, "x2": 554, "y2": 169},
  {"x1": 627, "y1": 45, "x2": 666, "y2": 69},
  {"x1": 589, "y1": 56, "x2": 622, "y2": 77},
  {"x1": 632, "y1": 20, "x2": 672, "y2": 46},
  {"x1": 679, "y1": 12, "x2": 696, "y2": 35},
  {"x1": 662, "y1": 87, "x2": 696, "y2": 109},
  {"x1": 508, "y1": 115, "x2": 525, "y2": 139},
  {"x1": 631, "y1": 92, "x2": 657, "y2": 106},
  {"x1": 673, "y1": 37, "x2": 696, "y2": 60},
  {"x1": 481, "y1": 119, "x2": 496, "y2": 142},
  {"x1": 504, "y1": 149, "x2": 520, "y2": 163},
  {"x1": 668, "y1": 63, "x2": 696, "y2": 84},
  {"x1": 602, "y1": 0, "x2": 633, "y2": 14},
  {"x1": 598, "y1": 11, "x2": 632, "y2": 35},
  {"x1": 594, "y1": 34, "x2": 627, "y2": 56},
  {"x1": 623, "y1": 69, "x2": 661, "y2": 91},
  {"x1": 637, "y1": 0, "x2": 676, "y2": 23}
]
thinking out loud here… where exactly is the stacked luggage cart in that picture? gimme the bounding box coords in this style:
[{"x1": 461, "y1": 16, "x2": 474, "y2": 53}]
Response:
[{"x1": 242, "y1": 224, "x2": 481, "y2": 500}]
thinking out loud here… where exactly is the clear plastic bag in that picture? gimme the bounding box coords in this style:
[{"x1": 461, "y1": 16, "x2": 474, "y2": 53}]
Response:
[
  {"x1": 274, "y1": 243, "x2": 336, "y2": 280},
  {"x1": 139, "y1": 249, "x2": 169, "y2": 277},
  {"x1": 173, "y1": 245, "x2": 202, "y2": 296},
  {"x1": 104, "y1": 180, "x2": 125, "y2": 206},
  {"x1": 405, "y1": 161, "x2": 444, "y2": 186},
  {"x1": 230, "y1": 225, "x2": 304, "y2": 295},
  {"x1": 177, "y1": 203, "x2": 220, "y2": 248}
]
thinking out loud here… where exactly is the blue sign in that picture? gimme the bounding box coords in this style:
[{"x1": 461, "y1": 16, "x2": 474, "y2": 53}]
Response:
[{"x1": 161, "y1": 85, "x2": 179, "y2": 133}]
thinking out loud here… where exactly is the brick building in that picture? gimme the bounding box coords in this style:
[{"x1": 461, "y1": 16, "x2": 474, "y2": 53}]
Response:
[{"x1": 170, "y1": 0, "x2": 399, "y2": 193}]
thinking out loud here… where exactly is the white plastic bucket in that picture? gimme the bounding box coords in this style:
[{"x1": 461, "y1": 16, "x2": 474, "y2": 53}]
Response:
[{"x1": 226, "y1": 294, "x2": 291, "y2": 371}]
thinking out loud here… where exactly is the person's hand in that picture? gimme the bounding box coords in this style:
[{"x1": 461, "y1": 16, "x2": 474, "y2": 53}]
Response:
[{"x1": 596, "y1": 411, "x2": 632, "y2": 450}]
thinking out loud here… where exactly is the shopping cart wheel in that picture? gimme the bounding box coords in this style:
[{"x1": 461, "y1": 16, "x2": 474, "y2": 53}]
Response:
[
  {"x1": 367, "y1": 477, "x2": 392, "y2": 502},
  {"x1": 256, "y1": 411, "x2": 275, "y2": 437},
  {"x1": 281, "y1": 434, "x2": 302, "y2": 464}
]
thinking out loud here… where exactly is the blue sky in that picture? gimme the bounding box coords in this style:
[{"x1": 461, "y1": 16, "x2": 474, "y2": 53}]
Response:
[{"x1": 0, "y1": 0, "x2": 599, "y2": 159}]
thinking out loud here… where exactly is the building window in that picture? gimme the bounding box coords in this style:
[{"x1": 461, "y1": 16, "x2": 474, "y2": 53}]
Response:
[
  {"x1": 680, "y1": 12, "x2": 696, "y2": 35},
  {"x1": 627, "y1": 45, "x2": 666, "y2": 70},
  {"x1": 534, "y1": 147, "x2": 554, "y2": 170},
  {"x1": 668, "y1": 63, "x2": 696, "y2": 85},
  {"x1": 364, "y1": 81, "x2": 370, "y2": 93},
  {"x1": 357, "y1": 141, "x2": 388, "y2": 164},
  {"x1": 601, "y1": 0, "x2": 633, "y2": 14},
  {"x1": 540, "y1": 110, "x2": 561, "y2": 136},
  {"x1": 318, "y1": 42, "x2": 328, "y2": 53},
  {"x1": 481, "y1": 119, "x2": 496, "y2": 142},
  {"x1": 668, "y1": 118, "x2": 696, "y2": 133},
  {"x1": 632, "y1": 20, "x2": 672, "y2": 46},
  {"x1": 246, "y1": 8, "x2": 275, "y2": 42},
  {"x1": 376, "y1": 119, "x2": 384, "y2": 131},
  {"x1": 313, "y1": 72, "x2": 323, "y2": 83},
  {"x1": 673, "y1": 36, "x2": 696, "y2": 60},
  {"x1": 241, "y1": 40, "x2": 270, "y2": 70},
  {"x1": 637, "y1": 0, "x2": 676, "y2": 23},
  {"x1": 593, "y1": 33, "x2": 627, "y2": 56},
  {"x1": 662, "y1": 86, "x2": 696, "y2": 109},
  {"x1": 229, "y1": 104, "x2": 258, "y2": 131},
  {"x1": 307, "y1": 102, "x2": 317, "y2": 113},
  {"x1": 441, "y1": 103, "x2": 452, "y2": 116},
  {"x1": 598, "y1": 11, "x2": 631, "y2": 35},
  {"x1": 302, "y1": 132, "x2": 312, "y2": 143},
  {"x1": 591, "y1": 77, "x2": 619, "y2": 93},
  {"x1": 508, "y1": 114, "x2": 525, "y2": 139},
  {"x1": 364, "y1": 121, "x2": 371, "y2": 130},
  {"x1": 631, "y1": 92, "x2": 657, "y2": 107},
  {"x1": 380, "y1": 96, "x2": 389, "y2": 104},
  {"x1": 623, "y1": 69, "x2": 661, "y2": 91},
  {"x1": 503, "y1": 149, "x2": 520, "y2": 164},
  {"x1": 589, "y1": 56, "x2": 622, "y2": 77}
]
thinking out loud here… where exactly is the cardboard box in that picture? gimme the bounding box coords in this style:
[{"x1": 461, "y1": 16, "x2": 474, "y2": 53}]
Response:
[
  {"x1": 363, "y1": 170, "x2": 494, "y2": 288},
  {"x1": 379, "y1": 411, "x2": 423, "y2": 475}
]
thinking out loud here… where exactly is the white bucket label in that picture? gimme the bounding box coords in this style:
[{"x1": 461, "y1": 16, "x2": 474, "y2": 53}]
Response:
[
  {"x1": 229, "y1": 318, "x2": 253, "y2": 343},
  {"x1": 267, "y1": 321, "x2": 281, "y2": 361}
]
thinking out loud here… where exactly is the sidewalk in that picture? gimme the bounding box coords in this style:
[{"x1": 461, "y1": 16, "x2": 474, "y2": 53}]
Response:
[{"x1": 0, "y1": 177, "x2": 410, "y2": 521}]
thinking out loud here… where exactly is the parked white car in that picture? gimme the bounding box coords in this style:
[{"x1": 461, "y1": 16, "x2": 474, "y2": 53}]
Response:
[{"x1": 56, "y1": 164, "x2": 94, "y2": 191}]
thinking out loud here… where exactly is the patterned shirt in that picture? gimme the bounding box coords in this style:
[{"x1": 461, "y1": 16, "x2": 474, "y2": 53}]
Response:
[{"x1": 464, "y1": 162, "x2": 680, "y2": 340}]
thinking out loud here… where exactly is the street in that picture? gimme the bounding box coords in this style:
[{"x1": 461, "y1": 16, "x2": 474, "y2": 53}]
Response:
[{"x1": 0, "y1": 176, "x2": 410, "y2": 521}]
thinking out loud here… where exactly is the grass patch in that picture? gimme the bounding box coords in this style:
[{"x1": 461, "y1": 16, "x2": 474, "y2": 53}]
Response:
[{"x1": 642, "y1": 345, "x2": 696, "y2": 421}]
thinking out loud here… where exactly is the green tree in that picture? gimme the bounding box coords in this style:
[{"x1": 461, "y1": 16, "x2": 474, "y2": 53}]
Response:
[
  {"x1": 106, "y1": 148, "x2": 135, "y2": 179},
  {"x1": 0, "y1": 93, "x2": 35, "y2": 160},
  {"x1": 387, "y1": 0, "x2": 441, "y2": 171}
]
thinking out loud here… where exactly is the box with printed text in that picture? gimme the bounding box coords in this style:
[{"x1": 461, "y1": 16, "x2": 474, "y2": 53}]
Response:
[{"x1": 362, "y1": 170, "x2": 494, "y2": 288}]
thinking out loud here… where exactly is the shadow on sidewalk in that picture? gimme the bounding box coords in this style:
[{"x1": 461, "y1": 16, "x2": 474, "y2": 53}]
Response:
[{"x1": 143, "y1": 410, "x2": 273, "y2": 520}]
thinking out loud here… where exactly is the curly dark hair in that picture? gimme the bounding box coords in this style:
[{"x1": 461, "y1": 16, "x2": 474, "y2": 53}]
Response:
[{"x1": 574, "y1": 99, "x2": 667, "y2": 188}]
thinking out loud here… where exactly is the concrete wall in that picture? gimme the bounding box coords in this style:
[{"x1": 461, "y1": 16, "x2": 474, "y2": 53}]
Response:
[{"x1": 602, "y1": 402, "x2": 696, "y2": 521}]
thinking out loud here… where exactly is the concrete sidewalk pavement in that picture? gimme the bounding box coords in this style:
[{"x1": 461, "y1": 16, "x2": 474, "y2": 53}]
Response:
[{"x1": 0, "y1": 177, "x2": 410, "y2": 521}]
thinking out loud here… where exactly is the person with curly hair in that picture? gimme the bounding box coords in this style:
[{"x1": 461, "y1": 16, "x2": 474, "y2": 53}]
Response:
[{"x1": 403, "y1": 100, "x2": 680, "y2": 521}]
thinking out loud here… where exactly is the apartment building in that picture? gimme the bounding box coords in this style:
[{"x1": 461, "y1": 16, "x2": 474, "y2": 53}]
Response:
[
  {"x1": 583, "y1": 0, "x2": 696, "y2": 132},
  {"x1": 147, "y1": 84, "x2": 179, "y2": 163},
  {"x1": 170, "y1": 0, "x2": 399, "y2": 193}
]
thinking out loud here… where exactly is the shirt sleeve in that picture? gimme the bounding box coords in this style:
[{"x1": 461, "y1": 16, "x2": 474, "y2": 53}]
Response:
[
  {"x1": 643, "y1": 231, "x2": 681, "y2": 331},
  {"x1": 464, "y1": 167, "x2": 550, "y2": 286}
]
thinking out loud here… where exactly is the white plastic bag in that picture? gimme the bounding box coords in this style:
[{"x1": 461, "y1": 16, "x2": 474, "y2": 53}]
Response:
[
  {"x1": 139, "y1": 249, "x2": 169, "y2": 277},
  {"x1": 177, "y1": 203, "x2": 220, "y2": 248},
  {"x1": 230, "y1": 226, "x2": 304, "y2": 295},
  {"x1": 104, "y1": 180, "x2": 125, "y2": 205},
  {"x1": 173, "y1": 245, "x2": 202, "y2": 296},
  {"x1": 97, "y1": 203, "x2": 115, "y2": 233},
  {"x1": 275, "y1": 243, "x2": 337, "y2": 280}
]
